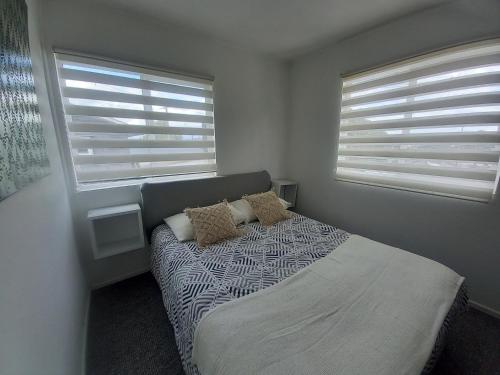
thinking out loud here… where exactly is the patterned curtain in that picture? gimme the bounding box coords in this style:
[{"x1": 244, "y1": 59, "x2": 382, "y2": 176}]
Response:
[{"x1": 0, "y1": 0, "x2": 50, "y2": 201}]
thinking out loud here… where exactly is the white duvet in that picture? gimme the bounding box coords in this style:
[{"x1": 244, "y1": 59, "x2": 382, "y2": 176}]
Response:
[{"x1": 192, "y1": 235, "x2": 464, "y2": 375}]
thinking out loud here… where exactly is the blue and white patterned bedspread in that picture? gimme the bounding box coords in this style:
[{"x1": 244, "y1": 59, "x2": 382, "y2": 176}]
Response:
[{"x1": 151, "y1": 214, "x2": 350, "y2": 375}]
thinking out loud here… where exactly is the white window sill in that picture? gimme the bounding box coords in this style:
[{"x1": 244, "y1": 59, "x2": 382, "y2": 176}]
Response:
[
  {"x1": 75, "y1": 172, "x2": 217, "y2": 193},
  {"x1": 334, "y1": 176, "x2": 492, "y2": 203}
]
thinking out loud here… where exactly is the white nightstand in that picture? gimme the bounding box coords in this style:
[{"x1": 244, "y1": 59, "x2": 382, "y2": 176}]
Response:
[
  {"x1": 272, "y1": 179, "x2": 298, "y2": 208},
  {"x1": 87, "y1": 203, "x2": 145, "y2": 259}
]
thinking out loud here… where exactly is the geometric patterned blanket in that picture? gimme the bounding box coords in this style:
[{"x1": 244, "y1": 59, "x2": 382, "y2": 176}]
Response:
[{"x1": 151, "y1": 214, "x2": 350, "y2": 375}]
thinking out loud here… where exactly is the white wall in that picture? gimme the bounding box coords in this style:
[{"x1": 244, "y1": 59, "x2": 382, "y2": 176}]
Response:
[
  {"x1": 287, "y1": 0, "x2": 500, "y2": 312},
  {"x1": 0, "y1": 1, "x2": 88, "y2": 374},
  {"x1": 40, "y1": 0, "x2": 289, "y2": 286}
]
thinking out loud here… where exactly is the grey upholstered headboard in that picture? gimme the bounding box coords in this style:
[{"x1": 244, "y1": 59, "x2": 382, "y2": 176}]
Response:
[{"x1": 140, "y1": 170, "x2": 271, "y2": 240}]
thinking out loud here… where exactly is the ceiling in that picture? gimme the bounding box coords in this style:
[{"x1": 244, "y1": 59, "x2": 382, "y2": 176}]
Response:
[{"x1": 102, "y1": 0, "x2": 450, "y2": 59}]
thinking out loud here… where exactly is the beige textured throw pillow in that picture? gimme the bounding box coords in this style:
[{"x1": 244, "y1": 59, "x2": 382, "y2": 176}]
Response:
[
  {"x1": 185, "y1": 201, "x2": 244, "y2": 247},
  {"x1": 243, "y1": 191, "x2": 293, "y2": 226}
]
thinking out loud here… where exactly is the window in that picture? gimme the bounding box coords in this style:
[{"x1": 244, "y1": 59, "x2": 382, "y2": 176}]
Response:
[
  {"x1": 337, "y1": 39, "x2": 500, "y2": 202},
  {"x1": 54, "y1": 53, "x2": 216, "y2": 189}
]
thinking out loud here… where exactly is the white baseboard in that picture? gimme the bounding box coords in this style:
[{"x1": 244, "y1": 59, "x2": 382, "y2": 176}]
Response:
[
  {"x1": 81, "y1": 290, "x2": 91, "y2": 375},
  {"x1": 91, "y1": 266, "x2": 151, "y2": 290},
  {"x1": 470, "y1": 300, "x2": 500, "y2": 320}
]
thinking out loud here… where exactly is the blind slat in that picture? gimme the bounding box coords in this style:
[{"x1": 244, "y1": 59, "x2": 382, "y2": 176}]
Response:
[
  {"x1": 55, "y1": 52, "x2": 212, "y2": 87},
  {"x1": 344, "y1": 41, "x2": 500, "y2": 87},
  {"x1": 343, "y1": 63, "x2": 500, "y2": 98},
  {"x1": 64, "y1": 105, "x2": 214, "y2": 124},
  {"x1": 342, "y1": 75, "x2": 500, "y2": 105},
  {"x1": 341, "y1": 91, "x2": 500, "y2": 118},
  {"x1": 59, "y1": 67, "x2": 213, "y2": 99},
  {"x1": 340, "y1": 115, "x2": 499, "y2": 131},
  {"x1": 339, "y1": 132, "x2": 500, "y2": 144},
  {"x1": 337, "y1": 158, "x2": 496, "y2": 181},
  {"x1": 338, "y1": 143, "x2": 500, "y2": 162},
  {"x1": 76, "y1": 163, "x2": 217, "y2": 182},
  {"x1": 69, "y1": 138, "x2": 214, "y2": 149},
  {"x1": 73, "y1": 152, "x2": 215, "y2": 165},
  {"x1": 340, "y1": 123, "x2": 500, "y2": 136},
  {"x1": 62, "y1": 87, "x2": 214, "y2": 111},
  {"x1": 340, "y1": 104, "x2": 500, "y2": 128},
  {"x1": 343, "y1": 55, "x2": 500, "y2": 94},
  {"x1": 68, "y1": 122, "x2": 214, "y2": 136},
  {"x1": 336, "y1": 167, "x2": 493, "y2": 201}
]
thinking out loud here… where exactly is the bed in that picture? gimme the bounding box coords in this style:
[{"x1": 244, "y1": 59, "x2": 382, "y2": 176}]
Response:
[{"x1": 141, "y1": 171, "x2": 468, "y2": 375}]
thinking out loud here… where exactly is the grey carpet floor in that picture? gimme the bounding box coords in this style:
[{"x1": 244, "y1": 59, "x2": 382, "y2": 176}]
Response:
[{"x1": 86, "y1": 272, "x2": 500, "y2": 375}]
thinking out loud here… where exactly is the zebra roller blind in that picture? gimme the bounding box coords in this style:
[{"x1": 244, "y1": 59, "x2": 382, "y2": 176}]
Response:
[
  {"x1": 55, "y1": 53, "x2": 216, "y2": 187},
  {"x1": 337, "y1": 39, "x2": 500, "y2": 202}
]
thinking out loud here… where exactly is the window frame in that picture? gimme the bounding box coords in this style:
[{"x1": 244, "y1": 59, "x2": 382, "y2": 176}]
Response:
[
  {"x1": 47, "y1": 49, "x2": 217, "y2": 192},
  {"x1": 334, "y1": 38, "x2": 500, "y2": 203}
]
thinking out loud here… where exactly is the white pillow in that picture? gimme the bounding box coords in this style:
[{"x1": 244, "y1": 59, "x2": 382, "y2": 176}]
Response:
[
  {"x1": 164, "y1": 213, "x2": 194, "y2": 242},
  {"x1": 230, "y1": 197, "x2": 291, "y2": 224},
  {"x1": 229, "y1": 204, "x2": 246, "y2": 225},
  {"x1": 230, "y1": 199, "x2": 257, "y2": 224},
  {"x1": 279, "y1": 197, "x2": 292, "y2": 209},
  {"x1": 164, "y1": 205, "x2": 246, "y2": 242}
]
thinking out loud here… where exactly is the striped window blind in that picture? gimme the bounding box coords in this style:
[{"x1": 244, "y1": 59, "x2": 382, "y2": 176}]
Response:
[
  {"x1": 54, "y1": 53, "x2": 216, "y2": 187},
  {"x1": 337, "y1": 39, "x2": 500, "y2": 202}
]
